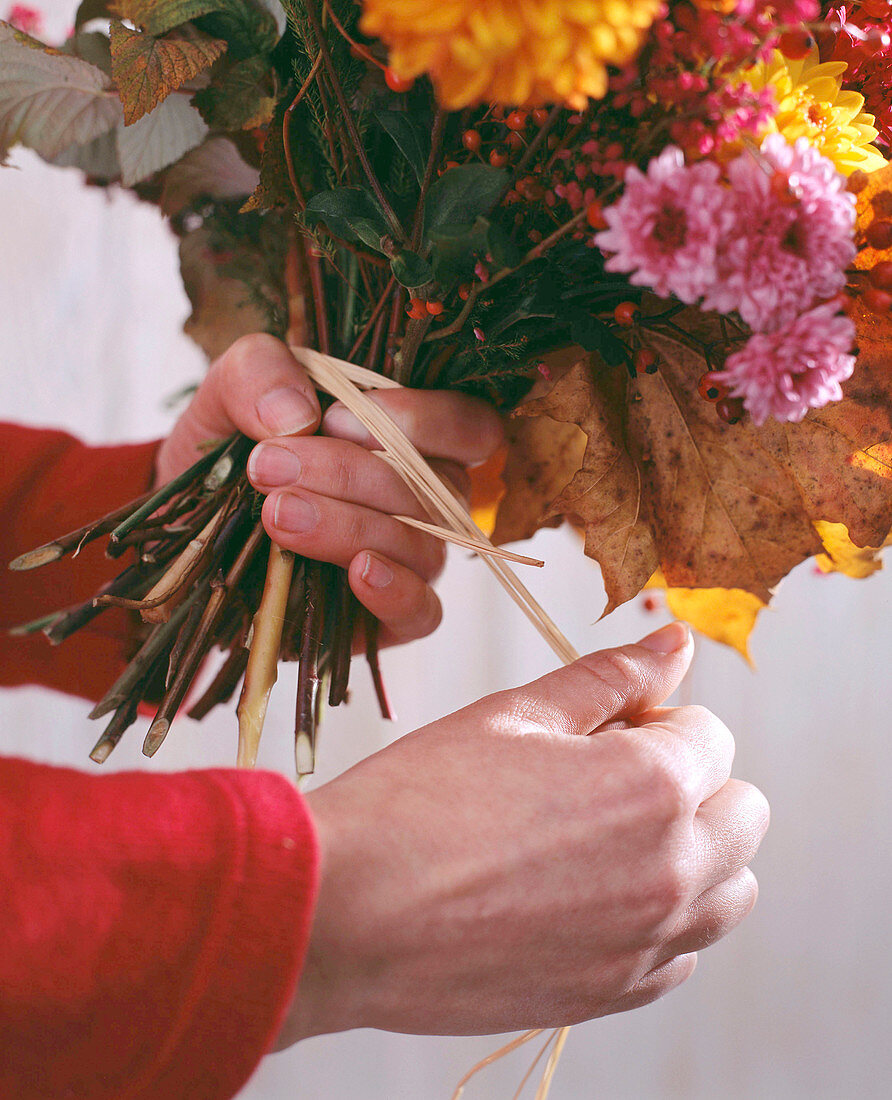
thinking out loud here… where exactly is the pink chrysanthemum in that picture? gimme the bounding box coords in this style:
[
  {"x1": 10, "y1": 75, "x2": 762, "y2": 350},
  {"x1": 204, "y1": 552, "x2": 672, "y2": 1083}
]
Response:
[
  {"x1": 596, "y1": 147, "x2": 733, "y2": 304},
  {"x1": 704, "y1": 134, "x2": 856, "y2": 331},
  {"x1": 722, "y1": 302, "x2": 856, "y2": 425}
]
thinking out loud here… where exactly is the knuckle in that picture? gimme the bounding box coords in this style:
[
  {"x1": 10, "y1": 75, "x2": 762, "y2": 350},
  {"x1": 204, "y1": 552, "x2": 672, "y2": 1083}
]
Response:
[
  {"x1": 219, "y1": 332, "x2": 280, "y2": 381},
  {"x1": 330, "y1": 445, "x2": 358, "y2": 499},
  {"x1": 641, "y1": 744, "x2": 698, "y2": 822}
]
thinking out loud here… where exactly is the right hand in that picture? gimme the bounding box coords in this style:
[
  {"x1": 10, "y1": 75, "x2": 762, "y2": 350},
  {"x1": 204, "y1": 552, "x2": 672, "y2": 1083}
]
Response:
[{"x1": 279, "y1": 622, "x2": 769, "y2": 1044}]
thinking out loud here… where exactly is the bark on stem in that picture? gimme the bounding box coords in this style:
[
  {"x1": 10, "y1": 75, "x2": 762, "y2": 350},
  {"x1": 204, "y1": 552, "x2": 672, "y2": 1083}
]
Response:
[{"x1": 236, "y1": 541, "x2": 295, "y2": 768}]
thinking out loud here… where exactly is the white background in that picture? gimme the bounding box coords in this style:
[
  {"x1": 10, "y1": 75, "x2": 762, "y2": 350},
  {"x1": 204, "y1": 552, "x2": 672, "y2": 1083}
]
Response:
[{"x1": 2, "y1": 6, "x2": 891, "y2": 1096}]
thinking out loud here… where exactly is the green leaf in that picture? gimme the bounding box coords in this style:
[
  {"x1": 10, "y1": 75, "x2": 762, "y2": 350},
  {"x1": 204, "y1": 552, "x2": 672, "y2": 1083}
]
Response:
[
  {"x1": 304, "y1": 187, "x2": 390, "y2": 252},
  {"x1": 374, "y1": 108, "x2": 427, "y2": 185},
  {"x1": 194, "y1": 0, "x2": 278, "y2": 60},
  {"x1": 160, "y1": 134, "x2": 259, "y2": 214},
  {"x1": 0, "y1": 22, "x2": 122, "y2": 160},
  {"x1": 485, "y1": 220, "x2": 521, "y2": 269},
  {"x1": 109, "y1": 0, "x2": 224, "y2": 37},
  {"x1": 423, "y1": 164, "x2": 509, "y2": 239},
  {"x1": 390, "y1": 250, "x2": 433, "y2": 289},
  {"x1": 192, "y1": 54, "x2": 274, "y2": 129},
  {"x1": 117, "y1": 91, "x2": 207, "y2": 184},
  {"x1": 429, "y1": 217, "x2": 490, "y2": 285},
  {"x1": 569, "y1": 313, "x2": 627, "y2": 366},
  {"x1": 110, "y1": 21, "x2": 226, "y2": 125}
]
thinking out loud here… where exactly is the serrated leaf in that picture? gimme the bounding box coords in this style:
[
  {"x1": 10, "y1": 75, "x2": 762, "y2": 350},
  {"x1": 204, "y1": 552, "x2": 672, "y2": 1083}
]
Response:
[
  {"x1": 160, "y1": 134, "x2": 258, "y2": 213},
  {"x1": 192, "y1": 54, "x2": 274, "y2": 130},
  {"x1": 423, "y1": 164, "x2": 509, "y2": 239},
  {"x1": 0, "y1": 22, "x2": 122, "y2": 160},
  {"x1": 109, "y1": 0, "x2": 224, "y2": 37},
  {"x1": 304, "y1": 186, "x2": 390, "y2": 251},
  {"x1": 508, "y1": 299, "x2": 892, "y2": 619},
  {"x1": 117, "y1": 91, "x2": 207, "y2": 184},
  {"x1": 194, "y1": 0, "x2": 278, "y2": 60},
  {"x1": 390, "y1": 249, "x2": 433, "y2": 289},
  {"x1": 375, "y1": 108, "x2": 427, "y2": 185},
  {"x1": 813, "y1": 521, "x2": 890, "y2": 578},
  {"x1": 47, "y1": 126, "x2": 119, "y2": 179},
  {"x1": 110, "y1": 21, "x2": 225, "y2": 125}
]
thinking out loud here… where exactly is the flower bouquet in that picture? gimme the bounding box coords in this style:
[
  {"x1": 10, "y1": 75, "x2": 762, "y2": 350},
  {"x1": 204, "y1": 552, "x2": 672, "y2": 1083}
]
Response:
[{"x1": 3, "y1": 0, "x2": 892, "y2": 781}]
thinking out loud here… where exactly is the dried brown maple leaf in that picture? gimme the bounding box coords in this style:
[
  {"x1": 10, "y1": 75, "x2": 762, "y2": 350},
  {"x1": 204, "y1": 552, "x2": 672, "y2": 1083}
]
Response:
[{"x1": 500, "y1": 300, "x2": 892, "y2": 617}]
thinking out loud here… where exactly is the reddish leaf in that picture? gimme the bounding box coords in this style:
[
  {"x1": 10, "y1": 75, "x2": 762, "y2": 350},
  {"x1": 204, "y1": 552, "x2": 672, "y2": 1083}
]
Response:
[{"x1": 110, "y1": 20, "x2": 225, "y2": 126}]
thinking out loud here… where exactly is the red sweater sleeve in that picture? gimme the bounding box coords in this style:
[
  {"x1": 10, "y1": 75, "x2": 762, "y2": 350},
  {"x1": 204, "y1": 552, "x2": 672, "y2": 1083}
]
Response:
[
  {"x1": 0, "y1": 757, "x2": 319, "y2": 1100},
  {"x1": 0, "y1": 422, "x2": 160, "y2": 700}
]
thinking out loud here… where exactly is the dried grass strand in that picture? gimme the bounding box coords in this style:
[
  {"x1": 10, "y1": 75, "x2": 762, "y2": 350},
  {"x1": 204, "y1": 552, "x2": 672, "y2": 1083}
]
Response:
[
  {"x1": 450, "y1": 1031, "x2": 545, "y2": 1100},
  {"x1": 291, "y1": 347, "x2": 579, "y2": 666}
]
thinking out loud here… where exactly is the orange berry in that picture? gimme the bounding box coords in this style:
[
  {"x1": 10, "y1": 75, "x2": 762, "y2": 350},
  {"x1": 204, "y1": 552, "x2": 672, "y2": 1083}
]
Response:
[
  {"x1": 586, "y1": 201, "x2": 607, "y2": 229},
  {"x1": 489, "y1": 149, "x2": 508, "y2": 168},
  {"x1": 864, "y1": 286, "x2": 892, "y2": 313},
  {"x1": 462, "y1": 129, "x2": 482, "y2": 152},
  {"x1": 866, "y1": 221, "x2": 892, "y2": 250},
  {"x1": 426, "y1": 300, "x2": 444, "y2": 315},
  {"x1": 716, "y1": 396, "x2": 745, "y2": 424},
  {"x1": 869, "y1": 260, "x2": 892, "y2": 289},
  {"x1": 385, "y1": 68, "x2": 414, "y2": 93},
  {"x1": 778, "y1": 29, "x2": 813, "y2": 59},
  {"x1": 506, "y1": 109, "x2": 528, "y2": 131},
  {"x1": 458, "y1": 284, "x2": 471, "y2": 300},
  {"x1": 613, "y1": 301, "x2": 638, "y2": 326},
  {"x1": 698, "y1": 371, "x2": 728, "y2": 402},
  {"x1": 506, "y1": 131, "x2": 524, "y2": 150},
  {"x1": 634, "y1": 348, "x2": 658, "y2": 374},
  {"x1": 532, "y1": 108, "x2": 550, "y2": 126}
]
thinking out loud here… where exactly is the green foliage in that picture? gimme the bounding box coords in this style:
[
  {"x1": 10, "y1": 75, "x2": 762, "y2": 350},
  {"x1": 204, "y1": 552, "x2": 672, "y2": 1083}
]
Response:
[
  {"x1": 374, "y1": 108, "x2": 428, "y2": 186},
  {"x1": 194, "y1": 0, "x2": 278, "y2": 60},
  {"x1": 110, "y1": 0, "x2": 225, "y2": 37},
  {"x1": 193, "y1": 54, "x2": 275, "y2": 129},
  {"x1": 304, "y1": 186, "x2": 391, "y2": 252},
  {"x1": 423, "y1": 165, "x2": 509, "y2": 238},
  {"x1": 390, "y1": 250, "x2": 433, "y2": 289}
]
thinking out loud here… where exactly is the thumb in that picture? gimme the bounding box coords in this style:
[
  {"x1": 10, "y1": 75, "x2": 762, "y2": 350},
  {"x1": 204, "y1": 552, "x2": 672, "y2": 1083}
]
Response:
[
  {"x1": 502, "y1": 622, "x2": 694, "y2": 738},
  {"x1": 157, "y1": 334, "x2": 322, "y2": 483}
]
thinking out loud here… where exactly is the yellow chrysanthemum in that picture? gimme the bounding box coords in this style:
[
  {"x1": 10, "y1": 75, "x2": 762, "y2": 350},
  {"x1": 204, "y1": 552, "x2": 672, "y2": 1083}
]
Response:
[
  {"x1": 360, "y1": 0, "x2": 662, "y2": 109},
  {"x1": 739, "y1": 48, "x2": 887, "y2": 176}
]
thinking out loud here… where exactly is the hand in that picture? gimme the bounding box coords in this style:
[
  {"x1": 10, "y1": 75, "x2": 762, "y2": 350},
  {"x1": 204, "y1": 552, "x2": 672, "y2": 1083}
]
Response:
[
  {"x1": 279, "y1": 622, "x2": 769, "y2": 1043},
  {"x1": 155, "y1": 334, "x2": 504, "y2": 647}
]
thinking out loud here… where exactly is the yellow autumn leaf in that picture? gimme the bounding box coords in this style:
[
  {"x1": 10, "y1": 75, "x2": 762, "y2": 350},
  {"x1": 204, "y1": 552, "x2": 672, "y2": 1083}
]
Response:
[
  {"x1": 646, "y1": 571, "x2": 765, "y2": 665},
  {"x1": 814, "y1": 520, "x2": 889, "y2": 578}
]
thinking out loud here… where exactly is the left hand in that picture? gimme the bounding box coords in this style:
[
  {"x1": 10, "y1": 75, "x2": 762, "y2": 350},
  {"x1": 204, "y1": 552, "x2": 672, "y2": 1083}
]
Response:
[{"x1": 156, "y1": 334, "x2": 504, "y2": 649}]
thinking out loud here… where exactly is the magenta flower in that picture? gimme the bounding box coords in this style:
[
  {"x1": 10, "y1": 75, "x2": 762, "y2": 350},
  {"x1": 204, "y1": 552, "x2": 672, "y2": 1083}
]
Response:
[
  {"x1": 722, "y1": 302, "x2": 856, "y2": 425},
  {"x1": 596, "y1": 146, "x2": 733, "y2": 304},
  {"x1": 704, "y1": 134, "x2": 856, "y2": 332}
]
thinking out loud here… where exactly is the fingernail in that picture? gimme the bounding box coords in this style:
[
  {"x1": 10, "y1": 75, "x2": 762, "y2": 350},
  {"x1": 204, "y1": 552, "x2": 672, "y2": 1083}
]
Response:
[
  {"x1": 361, "y1": 553, "x2": 393, "y2": 589},
  {"x1": 323, "y1": 405, "x2": 373, "y2": 447},
  {"x1": 256, "y1": 386, "x2": 316, "y2": 436},
  {"x1": 638, "y1": 621, "x2": 690, "y2": 654},
  {"x1": 273, "y1": 493, "x2": 318, "y2": 533},
  {"x1": 248, "y1": 443, "x2": 302, "y2": 487}
]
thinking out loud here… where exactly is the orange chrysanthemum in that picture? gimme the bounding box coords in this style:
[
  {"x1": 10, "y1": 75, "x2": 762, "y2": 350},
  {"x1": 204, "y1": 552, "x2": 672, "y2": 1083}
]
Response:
[{"x1": 360, "y1": 0, "x2": 662, "y2": 108}]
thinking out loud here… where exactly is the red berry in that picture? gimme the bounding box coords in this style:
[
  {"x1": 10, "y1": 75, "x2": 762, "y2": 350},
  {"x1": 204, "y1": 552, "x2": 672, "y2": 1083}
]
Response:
[
  {"x1": 613, "y1": 301, "x2": 638, "y2": 326},
  {"x1": 698, "y1": 371, "x2": 728, "y2": 402},
  {"x1": 489, "y1": 149, "x2": 508, "y2": 168},
  {"x1": 866, "y1": 221, "x2": 892, "y2": 250},
  {"x1": 532, "y1": 108, "x2": 550, "y2": 126},
  {"x1": 716, "y1": 397, "x2": 745, "y2": 425},
  {"x1": 462, "y1": 129, "x2": 481, "y2": 152},
  {"x1": 586, "y1": 201, "x2": 607, "y2": 229},
  {"x1": 426, "y1": 300, "x2": 444, "y2": 316},
  {"x1": 634, "y1": 348, "x2": 658, "y2": 374},
  {"x1": 862, "y1": 0, "x2": 892, "y2": 18},
  {"x1": 778, "y1": 30, "x2": 813, "y2": 59},
  {"x1": 458, "y1": 284, "x2": 471, "y2": 301},
  {"x1": 506, "y1": 131, "x2": 524, "y2": 151},
  {"x1": 864, "y1": 286, "x2": 892, "y2": 313},
  {"x1": 385, "y1": 68, "x2": 414, "y2": 93},
  {"x1": 869, "y1": 260, "x2": 892, "y2": 289},
  {"x1": 506, "y1": 109, "x2": 528, "y2": 131}
]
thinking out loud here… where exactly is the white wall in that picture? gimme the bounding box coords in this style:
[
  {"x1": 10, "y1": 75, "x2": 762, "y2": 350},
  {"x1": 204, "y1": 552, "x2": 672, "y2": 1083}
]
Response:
[{"x1": 2, "y1": 9, "x2": 891, "y2": 1096}]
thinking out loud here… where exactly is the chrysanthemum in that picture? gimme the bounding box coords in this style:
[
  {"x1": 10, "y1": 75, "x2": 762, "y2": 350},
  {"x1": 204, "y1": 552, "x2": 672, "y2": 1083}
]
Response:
[
  {"x1": 722, "y1": 302, "x2": 856, "y2": 425},
  {"x1": 360, "y1": 0, "x2": 662, "y2": 109},
  {"x1": 703, "y1": 134, "x2": 856, "y2": 332},
  {"x1": 738, "y1": 47, "x2": 887, "y2": 175},
  {"x1": 596, "y1": 147, "x2": 733, "y2": 304}
]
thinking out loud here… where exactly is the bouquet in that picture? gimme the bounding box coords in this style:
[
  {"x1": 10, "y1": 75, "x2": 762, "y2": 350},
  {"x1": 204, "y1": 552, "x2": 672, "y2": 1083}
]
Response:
[{"x1": 4, "y1": 0, "x2": 892, "y2": 779}]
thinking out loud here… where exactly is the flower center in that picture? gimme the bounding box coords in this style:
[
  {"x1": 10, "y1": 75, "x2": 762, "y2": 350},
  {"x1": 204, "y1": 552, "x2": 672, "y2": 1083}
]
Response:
[{"x1": 652, "y1": 204, "x2": 688, "y2": 252}]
